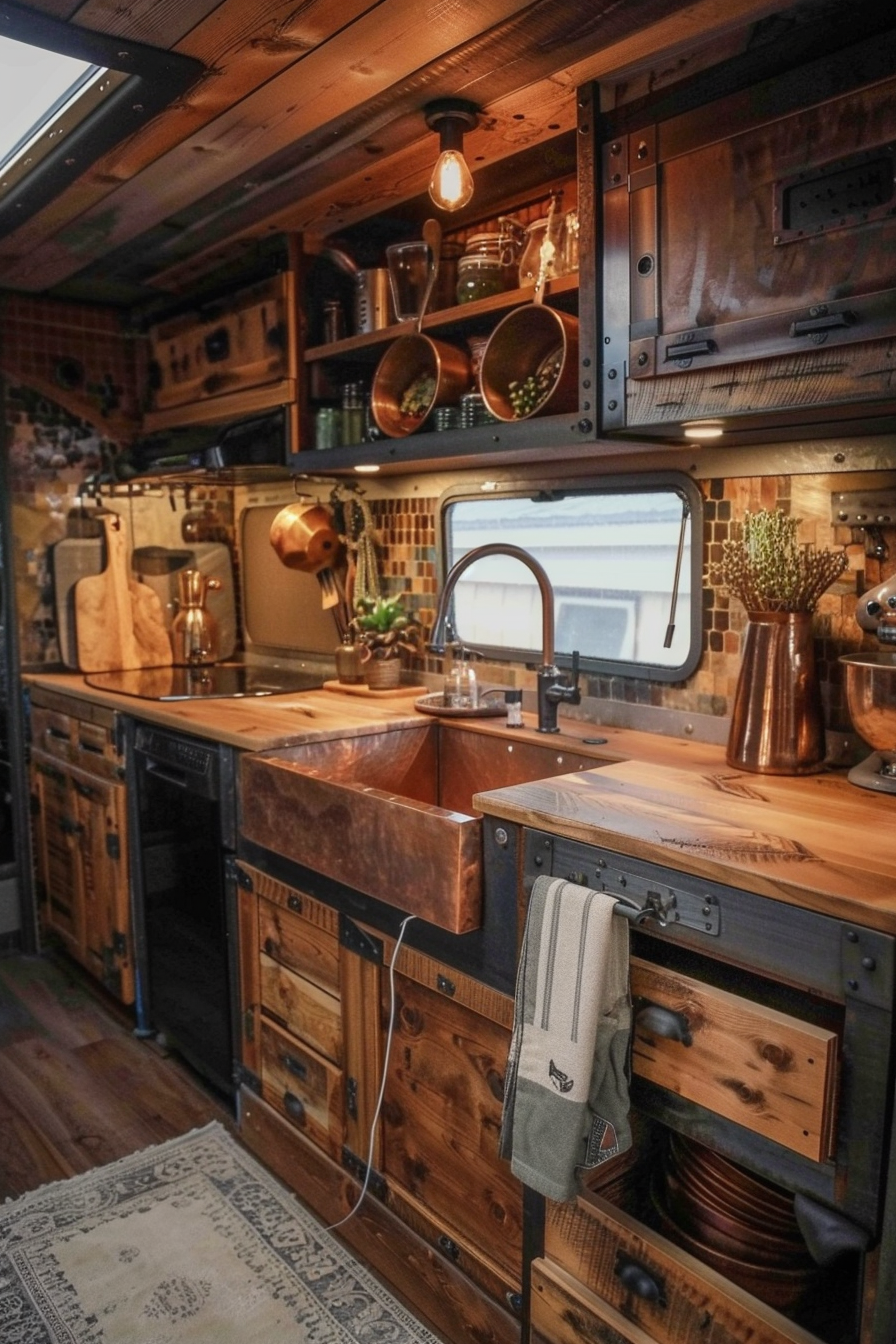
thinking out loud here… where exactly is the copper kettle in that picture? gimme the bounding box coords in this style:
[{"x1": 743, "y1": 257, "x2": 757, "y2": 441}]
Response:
[{"x1": 170, "y1": 568, "x2": 221, "y2": 665}]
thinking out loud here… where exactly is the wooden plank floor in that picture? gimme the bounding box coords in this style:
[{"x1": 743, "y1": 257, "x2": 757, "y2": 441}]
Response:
[{"x1": 0, "y1": 951, "x2": 232, "y2": 1201}]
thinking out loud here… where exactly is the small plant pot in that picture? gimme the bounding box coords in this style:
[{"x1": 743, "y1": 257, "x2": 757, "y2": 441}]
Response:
[{"x1": 363, "y1": 657, "x2": 402, "y2": 690}]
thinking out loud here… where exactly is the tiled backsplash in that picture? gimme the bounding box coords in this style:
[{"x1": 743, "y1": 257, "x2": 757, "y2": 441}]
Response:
[{"x1": 5, "y1": 382, "x2": 894, "y2": 739}]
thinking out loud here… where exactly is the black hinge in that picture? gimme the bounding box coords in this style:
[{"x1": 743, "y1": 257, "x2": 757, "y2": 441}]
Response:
[
  {"x1": 340, "y1": 915, "x2": 383, "y2": 964},
  {"x1": 236, "y1": 864, "x2": 254, "y2": 892},
  {"x1": 106, "y1": 833, "x2": 121, "y2": 861},
  {"x1": 112, "y1": 929, "x2": 127, "y2": 958},
  {"x1": 342, "y1": 1146, "x2": 386, "y2": 1199},
  {"x1": 234, "y1": 1062, "x2": 261, "y2": 1094}
]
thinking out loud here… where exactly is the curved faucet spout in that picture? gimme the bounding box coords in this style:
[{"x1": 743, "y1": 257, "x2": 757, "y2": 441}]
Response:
[
  {"x1": 429, "y1": 542, "x2": 579, "y2": 732},
  {"x1": 429, "y1": 543, "x2": 555, "y2": 666}
]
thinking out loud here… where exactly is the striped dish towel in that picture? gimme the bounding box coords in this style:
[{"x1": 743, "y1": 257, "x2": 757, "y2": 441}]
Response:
[{"x1": 500, "y1": 875, "x2": 632, "y2": 1201}]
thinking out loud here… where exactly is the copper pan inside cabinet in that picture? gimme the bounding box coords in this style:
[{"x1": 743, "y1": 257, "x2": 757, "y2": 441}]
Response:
[{"x1": 600, "y1": 33, "x2": 896, "y2": 442}]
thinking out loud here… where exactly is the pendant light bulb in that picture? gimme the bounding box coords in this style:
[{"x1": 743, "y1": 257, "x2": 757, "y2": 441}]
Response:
[
  {"x1": 424, "y1": 99, "x2": 479, "y2": 214},
  {"x1": 429, "y1": 147, "x2": 474, "y2": 211}
]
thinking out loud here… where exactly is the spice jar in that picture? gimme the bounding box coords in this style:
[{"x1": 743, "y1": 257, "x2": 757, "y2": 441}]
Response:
[{"x1": 456, "y1": 238, "x2": 505, "y2": 304}]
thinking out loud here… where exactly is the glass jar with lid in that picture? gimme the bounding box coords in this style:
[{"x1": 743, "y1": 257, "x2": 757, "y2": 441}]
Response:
[{"x1": 456, "y1": 234, "x2": 505, "y2": 304}]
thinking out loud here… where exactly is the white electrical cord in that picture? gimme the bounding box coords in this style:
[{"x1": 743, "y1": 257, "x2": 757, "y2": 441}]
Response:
[{"x1": 325, "y1": 913, "x2": 417, "y2": 1231}]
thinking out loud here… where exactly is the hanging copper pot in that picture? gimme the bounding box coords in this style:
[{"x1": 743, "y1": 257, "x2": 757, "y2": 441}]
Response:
[{"x1": 269, "y1": 502, "x2": 343, "y2": 573}]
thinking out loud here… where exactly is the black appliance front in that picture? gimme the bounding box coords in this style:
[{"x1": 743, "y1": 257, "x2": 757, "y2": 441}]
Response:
[{"x1": 129, "y1": 722, "x2": 239, "y2": 1101}]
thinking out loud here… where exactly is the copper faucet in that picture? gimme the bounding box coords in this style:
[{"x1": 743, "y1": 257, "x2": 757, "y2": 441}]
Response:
[{"x1": 428, "y1": 543, "x2": 580, "y2": 733}]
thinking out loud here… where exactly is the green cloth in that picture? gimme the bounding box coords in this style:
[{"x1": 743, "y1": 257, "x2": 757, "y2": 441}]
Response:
[{"x1": 500, "y1": 875, "x2": 632, "y2": 1201}]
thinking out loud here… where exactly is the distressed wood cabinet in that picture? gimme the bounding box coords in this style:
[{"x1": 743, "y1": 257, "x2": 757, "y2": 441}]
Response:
[
  {"x1": 235, "y1": 857, "x2": 520, "y2": 1344},
  {"x1": 28, "y1": 686, "x2": 133, "y2": 1003},
  {"x1": 378, "y1": 939, "x2": 523, "y2": 1309}
]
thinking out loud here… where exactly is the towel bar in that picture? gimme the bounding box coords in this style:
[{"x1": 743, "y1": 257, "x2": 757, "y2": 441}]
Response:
[{"x1": 613, "y1": 896, "x2": 665, "y2": 927}]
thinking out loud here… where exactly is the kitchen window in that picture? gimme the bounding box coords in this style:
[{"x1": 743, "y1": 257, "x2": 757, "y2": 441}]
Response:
[{"x1": 439, "y1": 473, "x2": 703, "y2": 681}]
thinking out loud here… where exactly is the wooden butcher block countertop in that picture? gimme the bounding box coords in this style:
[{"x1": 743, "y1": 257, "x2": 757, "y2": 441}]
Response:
[
  {"x1": 26, "y1": 671, "x2": 893, "y2": 932},
  {"x1": 474, "y1": 756, "x2": 896, "y2": 935},
  {"x1": 24, "y1": 671, "x2": 427, "y2": 751}
]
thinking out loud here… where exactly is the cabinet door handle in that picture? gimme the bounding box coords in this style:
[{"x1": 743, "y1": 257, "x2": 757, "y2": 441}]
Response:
[
  {"x1": 790, "y1": 309, "x2": 856, "y2": 338},
  {"x1": 45, "y1": 726, "x2": 69, "y2": 742},
  {"x1": 72, "y1": 779, "x2": 100, "y2": 800},
  {"x1": 664, "y1": 338, "x2": 714, "y2": 362},
  {"x1": 614, "y1": 1253, "x2": 666, "y2": 1305},
  {"x1": 635, "y1": 1001, "x2": 692, "y2": 1046}
]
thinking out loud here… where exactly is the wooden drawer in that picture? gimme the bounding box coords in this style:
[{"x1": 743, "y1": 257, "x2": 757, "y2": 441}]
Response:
[
  {"x1": 544, "y1": 1188, "x2": 820, "y2": 1344},
  {"x1": 257, "y1": 892, "x2": 340, "y2": 996},
  {"x1": 30, "y1": 705, "x2": 74, "y2": 763},
  {"x1": 260, "y1": 1020, "x2": 343, "y2": 1161},
  {"x1": 630, "y1": 958, "x2": 838, "y2": 1162},
  {"x1": 532, "y1": 1257, "x2": 658, "y2": 1344},
  {"x1": 259, "y1": 952, "x2": 342, "y2": 1065}
]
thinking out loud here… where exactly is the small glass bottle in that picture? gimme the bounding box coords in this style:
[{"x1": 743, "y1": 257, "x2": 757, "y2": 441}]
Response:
[
  {"x1": 443, "y1": 646, "x2": 478, "y2": 709},
  {"x1": 341, "y1": 382, "x2": 365, "y2": 445},
  {"x1": 314, "y1": 406, "x2": 341, "y2": 450},
  {"x1": 323, "y1": 298, "x2": 346, "y2": 344},
  {"x1": 504, "y1": 688, "x2": 523, "y2": 727}
]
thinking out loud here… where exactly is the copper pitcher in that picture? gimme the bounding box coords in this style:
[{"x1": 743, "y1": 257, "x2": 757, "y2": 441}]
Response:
[
  {"x1": 171, "y1": 568, "x2": 221, "y2": 665},
  {"x1": 726, "y1": 611, "x2": 825, "y2": 774}
]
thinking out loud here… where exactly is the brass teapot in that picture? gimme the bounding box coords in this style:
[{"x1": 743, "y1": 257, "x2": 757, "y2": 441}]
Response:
[{"x1": 170, "y1": 568, "x2": 221, "y2": 665}]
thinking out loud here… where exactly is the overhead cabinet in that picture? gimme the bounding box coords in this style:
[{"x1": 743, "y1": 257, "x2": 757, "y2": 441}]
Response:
[
  {"x1": 600, "y1": 34, "x2": 896, "y2": 442},
  {"x1": 143, "y1": 272, "x2": 298, "y2": 431}
]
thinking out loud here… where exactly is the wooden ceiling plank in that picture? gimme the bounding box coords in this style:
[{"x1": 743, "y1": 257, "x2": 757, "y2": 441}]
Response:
[
  {"x1": 0, "y1": 0, "x2": 536, "y2": 288},
  {"x1": 68, "y1": 0, "x2": 223, "y2": 46},
  {"x1": 0, "y1": 0, "x2": 382, "y2": 252}
]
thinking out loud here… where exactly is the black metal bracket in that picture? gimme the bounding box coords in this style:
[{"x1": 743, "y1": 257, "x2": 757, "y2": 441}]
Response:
[
  {"x1": 342, "y1": 1146, "x2": 386, "y2": 1200},
  {"x1": 340, "y1": 914, "x2": 383, "y2": 964}
]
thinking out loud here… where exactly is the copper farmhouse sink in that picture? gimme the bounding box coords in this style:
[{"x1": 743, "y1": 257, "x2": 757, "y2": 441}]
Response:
[{"x1": 239, "y1": 722, "x2": 609, "y2": 933}]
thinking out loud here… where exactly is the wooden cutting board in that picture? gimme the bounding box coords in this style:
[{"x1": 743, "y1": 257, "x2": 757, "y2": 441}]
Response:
[{"x1": 75, "y1": 515, "x2": 171, "y2": 671}]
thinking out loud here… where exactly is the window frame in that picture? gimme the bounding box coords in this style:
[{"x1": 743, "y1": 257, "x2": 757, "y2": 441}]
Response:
[{"x1": 437, "y1": 470, "x2": 704, "y2": 683}]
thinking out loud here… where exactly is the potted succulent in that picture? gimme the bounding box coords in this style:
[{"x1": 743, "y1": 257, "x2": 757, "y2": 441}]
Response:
[
  {"x1": 351, "y1": 594, "x2": 421, "y2": 690},
  {"x1": 707, "y1": 508, "x2": 847, "y2": 774}
]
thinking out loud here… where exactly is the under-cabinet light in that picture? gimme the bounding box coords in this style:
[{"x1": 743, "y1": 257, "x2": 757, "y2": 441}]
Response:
[
  {"x1": 354, "y1": 463, "x2": 380, "y2": 474},
  {"x1": 424, "y1": 99, "x2": 479, "y2": 213},
  {"x1": 682, "y1": 420, "x2": 725, "y2": 440}
]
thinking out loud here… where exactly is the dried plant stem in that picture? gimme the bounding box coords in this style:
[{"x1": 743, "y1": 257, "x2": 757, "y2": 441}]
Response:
[{"x1": 708, "y1": 509, "x2": 847, "y2": 614}]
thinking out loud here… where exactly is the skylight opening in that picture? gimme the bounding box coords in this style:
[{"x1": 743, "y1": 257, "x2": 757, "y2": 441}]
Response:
[{"x1": 0, "y1": 35, "x2": 108, "y2": 180}]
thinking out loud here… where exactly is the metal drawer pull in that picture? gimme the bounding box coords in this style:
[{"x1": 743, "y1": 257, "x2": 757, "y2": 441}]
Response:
[
  {"x1": 614, "y1": 1252, "x2": 666, "y2": 1305},
  {"x1": 664, "y1": 339, "x2": 714, "y2": 362},
  {"x1": 283, "y1": 1091, "x2": 305, "y2": 1122},
  {"x1": 790, "y1": 309, "x2": 856, "y2": 338},
  {"x1": 635, "y1": 1000, "x2": 692, "y2": 1046},
  {"x1": 281, "y1": 1052, "x2": 308, "y2": 1080}
]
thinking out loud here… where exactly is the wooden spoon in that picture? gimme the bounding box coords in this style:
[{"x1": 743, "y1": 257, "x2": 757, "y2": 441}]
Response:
[{"x1": 416, "y1": 218, "x2": 442, "y2": 332}]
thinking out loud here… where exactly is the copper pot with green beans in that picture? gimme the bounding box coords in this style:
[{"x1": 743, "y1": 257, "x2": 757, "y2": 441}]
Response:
[
  {"x1": 479, "y1": 305, "x2": 579, "y2": 421},
  {"x1": 371, "y1": 333, "x2": 471, "y2": 437}
]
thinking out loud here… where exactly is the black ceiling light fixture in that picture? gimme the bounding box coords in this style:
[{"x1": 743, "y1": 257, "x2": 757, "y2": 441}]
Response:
[
  {"x1": 424, "y1": 98, "x2": 479, "y2": 212},
  {"x1": 0, "y1": 0, "x2": 204, "y2": 241}
]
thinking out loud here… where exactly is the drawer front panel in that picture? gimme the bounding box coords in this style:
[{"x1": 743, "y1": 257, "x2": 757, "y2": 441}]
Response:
[
  {"x1": 259, "y1": 952, "x2": 342, "y2": 1065},
  {"x1": 531, "y1": 1257, "x2": 657, "y2": 1344},
  {"x1": 31, "y1": 706, "x2": 73, "y2": 763},
  {"x1": 630, "y1": 958, "x2": 838, "y2": 1162},
  {"x1": 258, "y1": 895, "x2": 339, "y2": 996},
  {"x1": 260, "y1": 1020, "x2": 343, "y2": 1160},
  {"x1": 545, "y1": 1190, "x2": 818, "y2": 1344}
]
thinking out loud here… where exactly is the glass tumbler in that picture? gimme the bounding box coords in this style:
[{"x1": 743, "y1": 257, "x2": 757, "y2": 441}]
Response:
[{"x1": 386, "y1": 241, "x2": 430, "y2": 321}]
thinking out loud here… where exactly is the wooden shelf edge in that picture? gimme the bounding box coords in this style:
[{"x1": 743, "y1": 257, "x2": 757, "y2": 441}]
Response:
[
  {"x1": 304, "y1": 274, "x2": 580, "y2": 362},
  {"x1": 142, "y1": 378, "x2": 297, "y2": 432}
]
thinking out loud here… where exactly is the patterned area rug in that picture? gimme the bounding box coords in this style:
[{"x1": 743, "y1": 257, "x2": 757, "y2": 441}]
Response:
[{"x1": 0, "y1": 1122, "x2": 440, "y2": 1343}]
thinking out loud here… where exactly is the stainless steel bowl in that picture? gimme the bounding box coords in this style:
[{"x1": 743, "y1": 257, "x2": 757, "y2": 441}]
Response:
[{"x1": 840, "y1": 651, "x2": 896, "y2": 764}]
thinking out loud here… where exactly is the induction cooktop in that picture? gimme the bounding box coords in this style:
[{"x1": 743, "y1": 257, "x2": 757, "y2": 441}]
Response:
[{"x1": 84, "y1": 663, "x2": 324, "y2": 701}]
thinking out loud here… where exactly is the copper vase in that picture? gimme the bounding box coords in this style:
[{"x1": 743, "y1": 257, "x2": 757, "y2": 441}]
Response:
[{"x1": 726, "y1": 611, "x2": 825, "y2": 774}]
